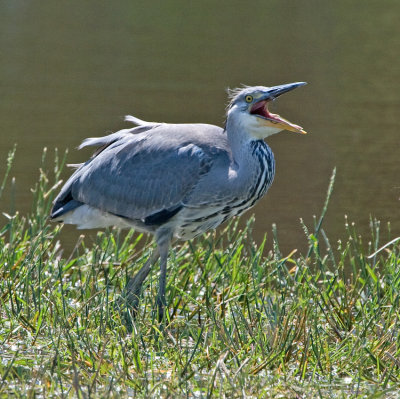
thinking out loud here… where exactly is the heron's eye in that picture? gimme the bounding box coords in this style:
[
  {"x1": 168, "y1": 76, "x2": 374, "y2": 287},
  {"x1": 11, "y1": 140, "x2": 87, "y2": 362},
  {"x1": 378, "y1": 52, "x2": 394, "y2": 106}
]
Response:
[{"x1": 245, "y1": 95, "x2": 253, "y2": 103}]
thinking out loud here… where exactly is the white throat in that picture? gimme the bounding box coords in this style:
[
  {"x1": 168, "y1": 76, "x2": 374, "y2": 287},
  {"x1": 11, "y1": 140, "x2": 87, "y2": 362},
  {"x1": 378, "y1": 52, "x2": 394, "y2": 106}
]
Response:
[{"x1": 227, "y1": 105, "x2": 282, "y2": 140}]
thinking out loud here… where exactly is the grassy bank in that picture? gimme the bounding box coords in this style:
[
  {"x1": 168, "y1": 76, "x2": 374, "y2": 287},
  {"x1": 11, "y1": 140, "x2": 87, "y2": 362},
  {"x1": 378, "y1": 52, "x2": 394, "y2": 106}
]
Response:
[{"x1": 1, "y1": 148, "x2": 399, "y2": 398}]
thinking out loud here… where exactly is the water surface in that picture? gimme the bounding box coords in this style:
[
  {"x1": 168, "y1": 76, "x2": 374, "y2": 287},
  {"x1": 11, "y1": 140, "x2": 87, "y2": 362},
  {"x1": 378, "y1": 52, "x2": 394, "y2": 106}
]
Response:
[{"x1": 1, "y1": 0, "x2": 399, "y2": 255}]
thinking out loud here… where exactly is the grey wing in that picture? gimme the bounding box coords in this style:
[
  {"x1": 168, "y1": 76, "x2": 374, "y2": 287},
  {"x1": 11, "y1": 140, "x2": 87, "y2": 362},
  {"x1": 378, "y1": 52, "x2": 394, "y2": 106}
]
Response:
[{"x1": 51, "y1": 129, "x2": 213, "y2": 224}]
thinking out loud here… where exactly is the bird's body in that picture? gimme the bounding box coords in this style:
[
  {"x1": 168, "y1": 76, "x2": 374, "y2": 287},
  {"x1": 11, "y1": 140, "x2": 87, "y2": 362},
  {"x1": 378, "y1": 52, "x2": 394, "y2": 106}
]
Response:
[
  {"x1": 53, "y1": 121, "x2": 274, "y2": 240},
  {"x1": 51, "y1": 83, "x2": 307, "y2": 322}
]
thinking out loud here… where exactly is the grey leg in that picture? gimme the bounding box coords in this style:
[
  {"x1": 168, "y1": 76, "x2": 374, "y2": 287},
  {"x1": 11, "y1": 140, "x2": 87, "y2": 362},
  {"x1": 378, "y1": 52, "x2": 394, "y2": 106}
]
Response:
[
  {"x1": 119, "y1": 249, "x2": 159, "y2": 320},
  {"x1": 122, "y1": 249, "x2": 159, "y2": 311},
  {"x1": 155, "y1": 231, "x2": 172, "y2": 322}
]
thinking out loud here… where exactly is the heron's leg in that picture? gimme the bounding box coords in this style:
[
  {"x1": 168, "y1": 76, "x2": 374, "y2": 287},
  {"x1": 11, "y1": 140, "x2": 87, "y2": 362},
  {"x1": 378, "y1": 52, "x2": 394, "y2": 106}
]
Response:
[
  {"x1": 118, "y1": 248, "x2": 159, "y2": 324},
  {"x1": 155, "y1": 231, "x2": 172, "y2": 322},
  {"x1": 122, "y1": 248, "x2": 159, "y2": 313}
]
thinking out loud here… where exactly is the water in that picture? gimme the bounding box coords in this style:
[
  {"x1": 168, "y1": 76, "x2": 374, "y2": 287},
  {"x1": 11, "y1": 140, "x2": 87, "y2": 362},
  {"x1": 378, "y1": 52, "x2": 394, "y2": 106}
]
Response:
[{"x1": 1, "y1": 0, "x2": 399, "y2": 255}]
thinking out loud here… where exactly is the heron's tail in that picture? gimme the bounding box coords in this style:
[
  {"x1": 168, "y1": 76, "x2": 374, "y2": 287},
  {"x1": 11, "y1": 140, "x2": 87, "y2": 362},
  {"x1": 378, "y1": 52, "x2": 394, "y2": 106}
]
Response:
[{"x1": 124, "y1": 115, "x2": 158, "y2": 126}]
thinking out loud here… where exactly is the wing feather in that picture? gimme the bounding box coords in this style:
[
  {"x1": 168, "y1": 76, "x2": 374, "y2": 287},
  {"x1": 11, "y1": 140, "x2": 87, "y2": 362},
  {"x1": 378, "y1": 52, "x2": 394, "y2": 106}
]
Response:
[{"x1": 51, "y1": 124, "x2": 218, "y2": 222}]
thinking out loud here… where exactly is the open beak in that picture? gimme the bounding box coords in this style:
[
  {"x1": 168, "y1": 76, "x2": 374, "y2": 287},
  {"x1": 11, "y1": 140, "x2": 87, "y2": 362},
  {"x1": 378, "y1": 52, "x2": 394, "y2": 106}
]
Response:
[{"x1": 250, "y1": 82, "x2": 307, "y2": 134}]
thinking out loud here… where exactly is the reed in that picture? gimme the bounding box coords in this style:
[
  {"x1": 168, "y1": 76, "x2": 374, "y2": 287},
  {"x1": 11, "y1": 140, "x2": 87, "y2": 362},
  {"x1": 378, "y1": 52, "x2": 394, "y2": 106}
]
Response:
[{"x1": 0, "y1": 149, "x2": 399, "y2": 398}]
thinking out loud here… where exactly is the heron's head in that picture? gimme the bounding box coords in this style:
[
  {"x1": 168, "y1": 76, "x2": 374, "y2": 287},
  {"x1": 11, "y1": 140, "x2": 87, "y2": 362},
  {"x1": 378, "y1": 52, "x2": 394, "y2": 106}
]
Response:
[{"x1": 226, "y1": 82, "x2": 307, "y2": 139}]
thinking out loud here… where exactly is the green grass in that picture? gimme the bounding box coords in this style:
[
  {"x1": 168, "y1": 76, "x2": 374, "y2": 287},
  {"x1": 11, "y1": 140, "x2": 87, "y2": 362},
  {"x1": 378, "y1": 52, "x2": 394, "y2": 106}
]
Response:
[{"x1": 1, "y1": 148, "x2": 400, "y2": 398}]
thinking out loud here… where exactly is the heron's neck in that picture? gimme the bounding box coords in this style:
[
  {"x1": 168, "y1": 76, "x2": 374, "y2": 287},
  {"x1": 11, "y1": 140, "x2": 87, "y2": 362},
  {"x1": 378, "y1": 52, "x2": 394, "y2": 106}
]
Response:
[
  {"x1": 225, "y1": 117, "x2": 261, "y2": 162},
  {"x1": 225, "y1": 118, "x2": 275, "y2": 195}
]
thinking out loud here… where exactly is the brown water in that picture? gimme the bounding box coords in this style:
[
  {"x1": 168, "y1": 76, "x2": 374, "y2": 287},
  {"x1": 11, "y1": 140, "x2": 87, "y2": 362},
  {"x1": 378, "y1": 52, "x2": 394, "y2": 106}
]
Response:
[{"x1": 1, "y1": 0, "x2": 399, "y2": 255}]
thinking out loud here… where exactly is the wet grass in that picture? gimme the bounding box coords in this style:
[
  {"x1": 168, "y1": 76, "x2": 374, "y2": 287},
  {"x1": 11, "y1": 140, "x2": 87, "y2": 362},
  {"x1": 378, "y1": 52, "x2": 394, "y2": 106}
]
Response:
[{"x1": 1, "y1": 148, "x2": 400, "y2": 398}]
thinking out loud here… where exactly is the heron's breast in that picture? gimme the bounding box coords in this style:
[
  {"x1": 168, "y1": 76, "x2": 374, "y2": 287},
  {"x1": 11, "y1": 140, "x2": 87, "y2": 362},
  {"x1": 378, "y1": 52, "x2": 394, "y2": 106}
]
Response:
[{"x1": 173, "y1": 141, "x2": 275, "y2": 240}]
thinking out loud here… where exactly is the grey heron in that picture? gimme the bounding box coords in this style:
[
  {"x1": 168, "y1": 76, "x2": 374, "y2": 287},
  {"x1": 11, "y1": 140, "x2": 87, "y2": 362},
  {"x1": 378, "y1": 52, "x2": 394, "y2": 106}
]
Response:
[{"x1": 50, "y1": 82, "x2": 307, "y2": 322}]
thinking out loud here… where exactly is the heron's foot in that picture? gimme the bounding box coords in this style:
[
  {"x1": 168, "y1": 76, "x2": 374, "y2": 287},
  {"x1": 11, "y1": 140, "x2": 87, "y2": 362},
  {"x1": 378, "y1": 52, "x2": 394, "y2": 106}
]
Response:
[
  {"x1": 115, "y1": 290, "x2": 140, "y2": 312},
  {"x1": 156, "y1": 294, "x2": 167, "y2": 323},
  {"x1": 114, "y1": 296, "x2": 139, "y2": 333},
  {"x1": 114, "y1": 275, "x2": 145, "y2": 331}
]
